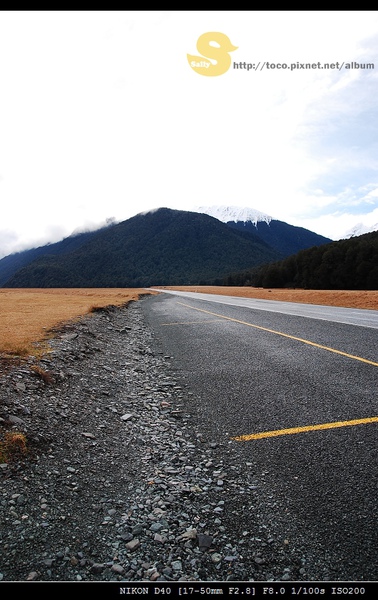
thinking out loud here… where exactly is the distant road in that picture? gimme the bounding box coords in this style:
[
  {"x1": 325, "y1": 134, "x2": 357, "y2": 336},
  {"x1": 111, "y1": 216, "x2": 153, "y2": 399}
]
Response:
[
  {"x1": 142, "y1": 290, "x2": 378, "y2": 580},
  {"x1": 149, "y1": 288, "x2": 378, "y2": 329}
]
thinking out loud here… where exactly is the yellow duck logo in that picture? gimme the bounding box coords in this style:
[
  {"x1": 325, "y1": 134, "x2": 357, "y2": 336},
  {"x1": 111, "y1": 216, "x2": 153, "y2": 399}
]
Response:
[{"x1": 187, "y1": 32, "x2": 238, "y2": 77}]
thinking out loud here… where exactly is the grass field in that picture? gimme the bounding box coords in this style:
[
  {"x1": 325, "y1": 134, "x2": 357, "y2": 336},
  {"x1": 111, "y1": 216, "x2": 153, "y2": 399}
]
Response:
[
  {"x1": 1, "y1": 286, "x2": 377, "y2": 359},
  {"x1": 0, "y1": 288, "x2": 156, "y2": 357}
]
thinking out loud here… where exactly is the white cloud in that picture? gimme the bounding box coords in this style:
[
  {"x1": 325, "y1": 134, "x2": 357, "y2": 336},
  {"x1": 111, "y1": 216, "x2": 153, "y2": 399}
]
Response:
[{"x1": 1, "y1": 11, "x2": 378, "y2": 257}]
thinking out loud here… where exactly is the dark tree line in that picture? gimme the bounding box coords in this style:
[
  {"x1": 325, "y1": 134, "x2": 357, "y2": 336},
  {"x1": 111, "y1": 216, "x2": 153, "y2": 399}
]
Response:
[{"x1": 218, "y1": 231, "x2": 378, "y2": 290}]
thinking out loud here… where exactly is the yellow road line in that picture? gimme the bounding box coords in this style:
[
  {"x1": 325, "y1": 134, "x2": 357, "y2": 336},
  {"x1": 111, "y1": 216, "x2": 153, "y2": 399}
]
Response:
[
  {"x1": 178, "y1": 302, "x2": 378, "y2": 367},
  {"x1": 232, "y1": 416, "x2": 378, "y2": 441}
]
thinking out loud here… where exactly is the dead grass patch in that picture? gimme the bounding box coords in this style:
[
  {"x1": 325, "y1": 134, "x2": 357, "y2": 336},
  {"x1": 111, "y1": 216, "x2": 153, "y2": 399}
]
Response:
[
  {"x1": 0, "y1": 288, "x2": 156, "y2": 358},
  {"x1": 0, "y1": 431, "x2": 28, "y2": 463},
  {"x1": 30, "y1": 364, "x2": 54, "y2": 384}
]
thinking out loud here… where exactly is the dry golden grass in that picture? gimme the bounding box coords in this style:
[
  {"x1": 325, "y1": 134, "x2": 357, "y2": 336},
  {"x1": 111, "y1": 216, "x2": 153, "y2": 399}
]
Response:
[
  {"x1": 0, "y1": 431, "x2": 27, "y2": 463},
  {"x1": 0, "y1": 288, "x2": 156, "y2": 357}
]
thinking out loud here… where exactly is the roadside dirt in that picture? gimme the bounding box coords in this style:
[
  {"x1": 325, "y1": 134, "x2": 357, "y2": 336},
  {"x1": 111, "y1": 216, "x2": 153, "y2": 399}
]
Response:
[{"x1": 157, "y1": 286, "x2": 378, "y2": 310}]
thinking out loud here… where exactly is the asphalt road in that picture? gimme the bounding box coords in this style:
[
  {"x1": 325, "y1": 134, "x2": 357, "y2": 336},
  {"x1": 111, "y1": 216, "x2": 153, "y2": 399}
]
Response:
[
  {"x1": 149, "y1": 288, "x2": 378, "y2": 329},
  {"x1": 141, "y1": 291, "x2": 378, "y2": 581}
]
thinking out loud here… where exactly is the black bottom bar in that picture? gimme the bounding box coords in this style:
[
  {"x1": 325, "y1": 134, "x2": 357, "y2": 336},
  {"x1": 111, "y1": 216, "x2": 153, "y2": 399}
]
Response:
[{"x1": 0, "y1": 580, "x2": 376, "y2": 597}]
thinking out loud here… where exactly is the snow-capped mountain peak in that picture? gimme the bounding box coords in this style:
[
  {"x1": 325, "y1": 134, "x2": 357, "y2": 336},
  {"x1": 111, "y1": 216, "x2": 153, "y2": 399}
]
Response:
[
  {"x1": 194, "y1": 205, "x2": 272, "y2": 225},
  {"x1": 344, "y1": 222, "x2": 378, "y2": 238}
]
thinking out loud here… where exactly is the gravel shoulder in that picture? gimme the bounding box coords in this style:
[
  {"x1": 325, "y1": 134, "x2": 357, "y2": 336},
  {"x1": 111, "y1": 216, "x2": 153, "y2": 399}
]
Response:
[{"x1": 0, "y1": 298, "x2": 370, "y2": 584}]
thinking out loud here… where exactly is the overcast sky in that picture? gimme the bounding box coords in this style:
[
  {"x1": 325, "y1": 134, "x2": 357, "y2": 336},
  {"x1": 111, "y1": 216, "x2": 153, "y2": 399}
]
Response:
[{"x1": 1, "y1": 10, "x2": 378, "y2": 258}]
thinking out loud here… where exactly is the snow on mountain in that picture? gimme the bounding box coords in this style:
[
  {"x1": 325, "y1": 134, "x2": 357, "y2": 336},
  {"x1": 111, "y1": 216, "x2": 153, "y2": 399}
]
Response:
[
  {"x1": 194, "y1": 205, "x2": 272, "y2": 226},
  {"x1": 344, "y1": 222, "x2": 378, "y2": 238}
]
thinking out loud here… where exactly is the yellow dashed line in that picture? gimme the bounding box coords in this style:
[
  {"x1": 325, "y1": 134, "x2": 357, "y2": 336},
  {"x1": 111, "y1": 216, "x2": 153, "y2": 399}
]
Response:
[
  {"x1": 177, "y1": 302, "x2": 378, "y2": 367},
  {"x1": 232, "y1": 417, "x2": 378, "y2": 441}
]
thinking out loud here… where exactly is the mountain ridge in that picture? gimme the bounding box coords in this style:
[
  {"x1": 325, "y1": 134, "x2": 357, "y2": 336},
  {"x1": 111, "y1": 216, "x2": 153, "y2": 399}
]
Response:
[
  {"x1": 193, "y1": 205, "x2": 331, "y2": 257},
  {"x1": 344, "y1": 222, "x2": 378, "y2": 238},
  {"x1": 193, "y1": 205, "x2": 272, "y2": 225},
  {"x1": 0, "y1": 206, "x2": 332, "y2": 288},
  {"x1": 1, "y1": 208, "x2": 280, "y2": 287}
]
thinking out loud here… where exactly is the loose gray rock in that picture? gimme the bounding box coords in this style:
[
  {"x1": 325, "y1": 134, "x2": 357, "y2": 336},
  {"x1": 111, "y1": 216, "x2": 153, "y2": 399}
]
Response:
[{"x1": 0, "y1": 300, "x2": 332, "y2": 583}]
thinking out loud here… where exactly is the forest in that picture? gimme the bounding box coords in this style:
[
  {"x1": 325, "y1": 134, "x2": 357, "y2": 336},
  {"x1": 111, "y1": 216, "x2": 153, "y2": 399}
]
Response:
[{"x1": 220, "y1": 230, "x2": 378, "y2": 290}]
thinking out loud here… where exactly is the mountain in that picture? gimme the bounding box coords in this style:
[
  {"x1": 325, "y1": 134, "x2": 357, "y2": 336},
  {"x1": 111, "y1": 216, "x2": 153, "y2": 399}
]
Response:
[
  {"x1": 1, "y1": 208, "x2": 282, "y2": 288},
  {"x1": 0, "y1": 228, "x2": 106, "y2": 287},
  {"x1": 194, "y1": 205, "x2": 273, "y2": 226},
  {"x1": 344, "y1": 222, "x2": 378, "y2": 239},
  {"x1": 194, "y1": 205, "x2": 332, "y2": 257}
]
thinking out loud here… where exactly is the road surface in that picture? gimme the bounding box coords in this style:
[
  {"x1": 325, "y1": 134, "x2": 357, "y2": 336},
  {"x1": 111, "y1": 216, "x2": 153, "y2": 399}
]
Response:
[{"x1": 141, "y1": 290, "x2": 378, "y2": 581}]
